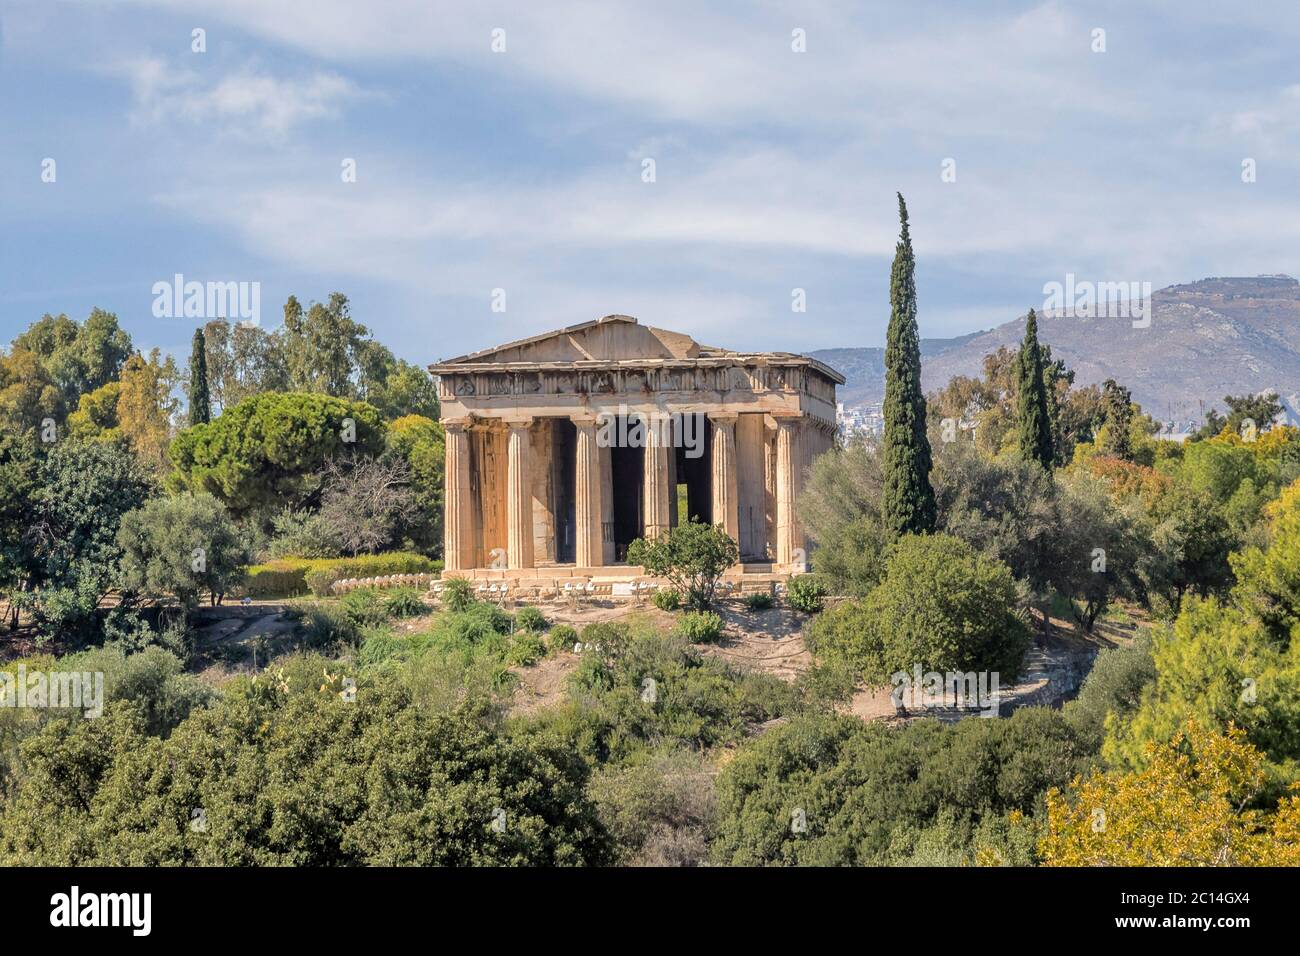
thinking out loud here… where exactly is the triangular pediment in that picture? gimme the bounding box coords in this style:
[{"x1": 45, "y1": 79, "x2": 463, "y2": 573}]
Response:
[{"x1": 437, "y1": 315, "x2": 703, "y2": 366}]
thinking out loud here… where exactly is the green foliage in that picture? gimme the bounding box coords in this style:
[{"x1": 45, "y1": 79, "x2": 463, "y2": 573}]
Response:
[
  {"x1": 241, "y1": 551, "x2": 439, "y2": 598},
  {"x1": 188, "y1": 328, "x2": 210, "y2": 426},
  {"x1": 651, "y1": 588, "x2": 681, "y2": 611},
  {"x1": 168, "y1": 391, "x2": 385, "y2": 521},
  {"x1": 441, "y1": 576, "x2": 475, "y2": 612},
  {"x1": 548, "y1": 624, "x2": 578, "y2": 654},
  {"x1": 1015, "y1": 309, "x2": 1054, "y2": 470},
  {"x1": 116, "y1": 493, "x2": 246, "y2": 609},
  {"x1": 712, "y1": 708, "x2": 1088, "y2": 866},
  {"x1": 382, "y1": 586, "x2": 428, "y2": 618},
  {"x1": 15, "y1": 440, "x2": 154, "y2": 644},
  {"x1": 588, "y1": 748, "x2": 716, "y2": 866},
  {"x1": 385, "y1": 414, "x2": 445, "y2": 555},
  {"x1": 507, "y1": 632, "x2": 547, "y2": 667},
  {"x1": 10, "y1": 308, "x2": 133, "y2": 419},
  {"x1": 675, "y1": 610, "x2": 724, "y2": 644},
  {"x1": 626, "y1": 520, "x2": 739, "y2": 610},
  {"x1": 339, "y1": 588, "x2": 389, "y2": 628},
  {"x1": 266, "y1": 507, "x2": 341, "y2": 559},
  {"x1": 514, "y1": 605, "x2": 548, "y2": 632},
  {"x1": 881, "y1": 193, "x2": 936, "y2": 536},
  {"x1": 785, "y1": 574, "x2": 828, "y2": 613},
  {"x1": 742, "y1": 591, "x2": 773, "y2": 610},
  {"x1": 1063, "y1": 633, "x2": 1155, "y2": 753},
  {"x1": 0, "y1": 685, "x2": 610, "y2": 865},
  {"x1": 808, "y1": 534, "x2": 1029, "y2": 684}
]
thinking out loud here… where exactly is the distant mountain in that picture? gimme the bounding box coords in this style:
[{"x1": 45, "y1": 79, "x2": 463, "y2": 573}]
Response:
[
  {"x1": 812, "y1": 276, "x2": 1300, "y2": 422},
  {"x1": 810, "y1": 331, "x2": 986, "y2": 409}
]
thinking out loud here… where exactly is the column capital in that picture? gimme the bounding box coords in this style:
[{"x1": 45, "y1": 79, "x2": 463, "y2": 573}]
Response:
[
  {"x1": 502, "y1": 416, "x2": 534, "y2": 430},
  {"x1": 707, "y1": 411, "x2": 739, "y2": 424},
  {"x1": 442, "y1": 417, "x2": 472, "y2": 431}
]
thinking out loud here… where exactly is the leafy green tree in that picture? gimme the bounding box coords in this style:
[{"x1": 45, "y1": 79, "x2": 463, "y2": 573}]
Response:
[
  {"x1": 202, "y1": 320, "x2": 289, "y2": 413},
  {"x1": 881, "y1": 193, "x2": 935, "y2": 536},
  {"x1": 188, "y1": 328, "x2": 210, "y2": 426},
  {"x1": 11, "y1": 309, "x2": 133, "y2": 415},
  {"x1": 1015, "y1": 309, "x2": 1053, "y2": 470},
  {"x1": 626, "y1": 520, "x2": 740, "y2": 610},
  {"x1": 17, "y1": 440, "x2": 154, "y2": 644},
  {"x1": 0, "y1": 348, "x2": 63, "y2": 434},
  {"x1": 117, "y1": 494, "x2": 246, "y2": 610},
  {"x1": 168, "y1": 392, "x2": 385, "y2": 522},
  {"x1": 386, "y1": 414, "x2": 445, "y2": 554},
  {"x1": 1099, "y1": 379, "x2": 1134, "y2": 460},
  {"x1": 808, "y1": 533, "x2": 1029, "y2": 682},
  {"x1": 0, "y1": 431, "x2": 40, "y2": 627}
]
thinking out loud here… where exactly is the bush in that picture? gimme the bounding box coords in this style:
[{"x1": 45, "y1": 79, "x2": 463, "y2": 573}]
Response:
[
  {"x1": 243, "y1": 552, "x2": 441, "y2": 599},
  {"x1": 548, "y1": 624, "x2": 578, "y2": 654},
  {"x1": 676, "y1": 610, "x2": 724, "y2": 644},
  {"x1": 289, "y1": 600, "x2": 361, "y2": 651},
  {"x1": 626, "y1": 520, "x2": 739, "y2": 610},
  {"x1": 652, "y1": 589, "x2": 682, "y2": 611},
  {"x1": 440, "y1": 576, "x2": 474, "y2": 612},
  {"x1": 808, "y1": 533, "x2": 1030, "y2": 684},
  {"x1": 340, "y1": 588, "x2": 388, "y2": 628},
  {"x1": 514, "y1": 605, "x2": 548, "y2": 632},
  {"x1": 742, "y1": 592, "x2": 773, "y2": 611},
  {"x1": 786, "y1": 575, "x2": 827, "y2": 613},
  {"x1": 382, "y1": 586, "x2": 429, "y2": 618},
  {"x1": 507, "y1": 632, "x2": 547, "y2": 667}
]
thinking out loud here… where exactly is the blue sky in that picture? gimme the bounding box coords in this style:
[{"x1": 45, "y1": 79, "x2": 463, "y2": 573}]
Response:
[{"x1": 3, "y1": 0, "x2": 1300, "y2": 369}]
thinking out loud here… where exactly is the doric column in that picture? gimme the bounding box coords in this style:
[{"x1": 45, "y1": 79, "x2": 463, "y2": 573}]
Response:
[
  {"x1": 642, "y1": 413, "x2": 672, "y2": 541},
  {"x1": 443, "y1": 420, "x2": 473, "y2": 571},
  {"x1": 709, "y1": 413, "x2": 740, "y2": 546},
  {"x1": 506, "y1": 420, "x2": 534, "y2": 570},
  {"x1": 774, "y1": 416, "x2": 802, "y2": 568},
  {"x1": 573, "y1": 416, "x2": 603, "y2": 568}
]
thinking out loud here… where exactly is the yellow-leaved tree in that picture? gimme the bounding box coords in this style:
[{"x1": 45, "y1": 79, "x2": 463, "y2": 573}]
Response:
[{"x1": 1041, "y1": 721, "x2": 1300, "y2": 866}]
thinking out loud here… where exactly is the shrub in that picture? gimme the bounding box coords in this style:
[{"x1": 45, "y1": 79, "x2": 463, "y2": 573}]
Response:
[
  {"x1": 742, "y1": 592, "x2": 773, "y2": 611},
  {"x1": 514, "y1": 605, "x2": 548, "y2": 632},
  {"x1": 289, "y1": 601, "x2": 361, "y2": 651},
  {"x1": 548, "y1": 624, "x2": 578, "y2": 654},
  {"x1": 786, "y1": 575, "x2": 827, "y2": 613},
  {"x1": 676, "y1": 610, "x2": 724, "y2": 644},
  {"x1": 808, "y1": 533, "x2": 1030, "y2": 684},
  {"x1": 382, "y1": 586, "x2": 429, "y2": 618},
  {"x1": 626, "y1": 520, "x2": 739, "y2": 610},
  {"x1": 652, "y1": 589, "x2": 682, "y2": 611},
  {"x1": 440, "y1": 576, "x2": 475, "y2": 612},
  {"x1": 243, "y1": 552, "x2": 441, "y2": 599},
  {"x1": 339, "y1": 588, "x2": 388, "y2": 628},
  {"x1": 507, "y1": 632, "x2": 547, "y2": 667}
]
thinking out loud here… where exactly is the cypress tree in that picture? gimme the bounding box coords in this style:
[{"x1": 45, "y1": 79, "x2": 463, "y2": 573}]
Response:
[
  {"x1": 1016, "y1": 308, "x2": 1054, "y2": 469},
  {"x1": 881, "y1": 193, "x2": 936, "y2": 536},
  {"x1": 189, "y1": 327, "x2": 211, "y2": 426}
]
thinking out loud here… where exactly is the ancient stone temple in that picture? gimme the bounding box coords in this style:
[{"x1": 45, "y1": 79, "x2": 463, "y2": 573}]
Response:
[{"x1": 430, "y1": 315, "x2": 842, "y2": 587}]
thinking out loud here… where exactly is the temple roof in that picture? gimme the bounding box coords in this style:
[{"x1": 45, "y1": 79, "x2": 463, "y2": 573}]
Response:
[{"x1": 429, "y1": 315, "x2": 845, "y2": 384}]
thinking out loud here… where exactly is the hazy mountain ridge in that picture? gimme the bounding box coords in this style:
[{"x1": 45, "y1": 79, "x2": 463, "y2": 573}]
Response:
[{"x1": 812, "y1": 276, "x2": 1300, "y2": 423}]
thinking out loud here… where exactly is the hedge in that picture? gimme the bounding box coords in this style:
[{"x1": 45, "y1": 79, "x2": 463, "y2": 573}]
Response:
[{"x1": 239, "y1": 552, "x2": 443, "y2": 599}]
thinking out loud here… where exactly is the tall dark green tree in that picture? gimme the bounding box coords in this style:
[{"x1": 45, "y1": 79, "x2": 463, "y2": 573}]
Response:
[
  {"x1": 188, "y1": 328, "x2": 211, "y2": 426},
  {"x1": 1016, "y1": 308, "x2": 1054, "y2": 469},
  {"x1": 881, "y1": 193, "x2": 935, "y2": 536}
]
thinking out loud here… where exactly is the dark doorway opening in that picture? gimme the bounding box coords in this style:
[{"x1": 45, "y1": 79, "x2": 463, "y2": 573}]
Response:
[
  {"x1": 609, "y1": 423, "x2": 643, "y2": 561},
  {"x1": 550, "y1": 419, "x2": 577, "y2": 564},
  {"x1": 674, "y1": 415, "x2": 712, "y2": 526}
]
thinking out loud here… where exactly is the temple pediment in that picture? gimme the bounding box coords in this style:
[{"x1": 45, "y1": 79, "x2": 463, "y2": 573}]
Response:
[{"x1": 434, "y1": 315, "x2": 705, "y2": 367}]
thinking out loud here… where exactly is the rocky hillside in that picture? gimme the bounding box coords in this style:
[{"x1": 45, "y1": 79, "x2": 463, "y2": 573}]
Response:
[{"x1": 812, "y1": 276, "x2": 1300, "y2": 422}]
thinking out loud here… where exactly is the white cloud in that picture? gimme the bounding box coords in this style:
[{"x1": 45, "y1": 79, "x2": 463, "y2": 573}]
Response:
[{"x1": 108, "y1": 57, "x2": 364, "y2": 137}]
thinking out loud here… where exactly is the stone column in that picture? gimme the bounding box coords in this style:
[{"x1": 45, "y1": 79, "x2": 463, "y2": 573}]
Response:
[
  {"x1": 642, "y1": 414, "x2": 671, "y2": 540},
  {"x1": 573, "y1": 417, "x2": 603, "y2": 568},
  {"x1": 709, "y1": 413, "x2": 740, "y2": 546},
  {"x1": 506, "y1": 420, "x2": 534, "y2": 570},
  {"x1": 443, "y1": 420, "x2": 473, "y2": 571},
  {"x1": 774, "y1": 416, "x2": 802, "y2": 567}
]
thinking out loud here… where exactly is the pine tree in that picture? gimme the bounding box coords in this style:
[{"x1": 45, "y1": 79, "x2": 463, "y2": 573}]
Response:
[
  {"x1": 188, "y1": 327, "x2": 211, "y2": 426},
  {"x1": 1016, "y1": 308, "x2": 1054, "y2": 469},
  {"x1": 881, "y1": 193, "x2": 936, "y2": 536}
]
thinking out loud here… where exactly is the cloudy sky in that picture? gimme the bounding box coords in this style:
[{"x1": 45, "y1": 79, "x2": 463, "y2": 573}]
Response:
[{"x1": 3, "y1": 0, "x2": 1300, "y2": 367}]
